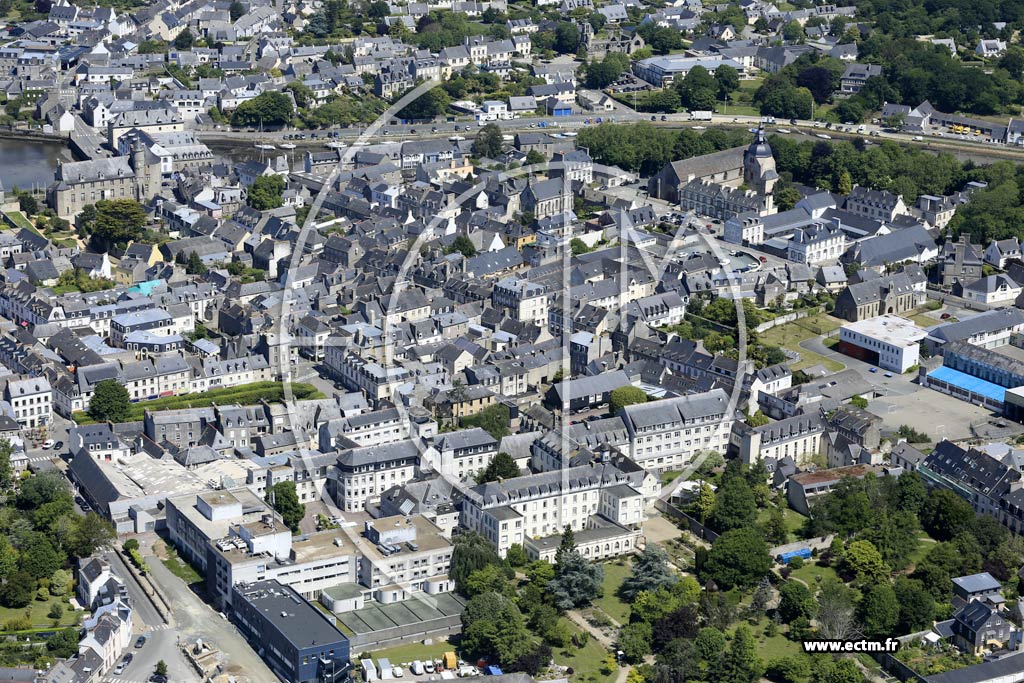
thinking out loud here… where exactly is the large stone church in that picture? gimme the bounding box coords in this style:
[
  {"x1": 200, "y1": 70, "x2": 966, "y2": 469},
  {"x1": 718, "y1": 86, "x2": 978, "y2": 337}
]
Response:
[{"x1": 648, "y1": 127, "x2": 779, "y2": 219}]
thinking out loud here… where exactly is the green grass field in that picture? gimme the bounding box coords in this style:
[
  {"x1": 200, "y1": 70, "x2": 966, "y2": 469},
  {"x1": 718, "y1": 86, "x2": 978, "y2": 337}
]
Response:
[
  {"x1": 553, "y1": 618, "x2": 616, "y2": 683},
  {"x1": 759, "y1": 311, "x2": 845, "y2": 372},
  {"x1": 593, "y1": 561, "x2": 632, "y2": 624},
  {"x1": 745, "y1": 617, "x2": 806, "y2": 660},
  {"x1": 161, "y1": 545, "x2": 203, "y2": 584},
  {"x1": 789, "y1": 560, "x2": 840, "y2": 588},
  {"x1": 2, "y1": 211, "x2": 33, "y2": 230},
  {"x1": 72, "y1": 381, "x2": 326, "y2": 424},
  {"x1": 365, "y1": 640, "x2": 455, "y2": 664},
  {"x1": 0, "y1": 596, "x2": 80, "y2": 629}
]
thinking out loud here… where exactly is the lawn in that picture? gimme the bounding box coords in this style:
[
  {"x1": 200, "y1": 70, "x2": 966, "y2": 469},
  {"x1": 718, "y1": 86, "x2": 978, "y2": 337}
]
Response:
[
  {"x1": 743, "y1": 617, "x2": 806, "y2": 660},
  {"x1": 161, "y1": 544, "x2": 202, "y2": 585},
  {"x1": 660, "y1": 470, "x2": 684, "y2": 486},
  {"x1": 71, "y1": 381, "x2": 326, "y2": 424},
  {"x1": 907, "y1": 532, "x2": 937, "y2": 570},
  {"x1": 783, "y1": 508, "x2": 809, "y2": 536},
  {"x1": 789, "y1": 559, "x2": 840, "y2": 588},
  {"x1": 908, "y1": 313, "x2": 944, "y2": 328},
  {"x1": 0, "y1": 596, "x2": 80, "y2": 629},
  {"x1": 367, "y1": 639, "x2": 455, "y2": 663},
  {"x1": 2, "y1": 210, "x2": 33, "y2": 230},
  {"x1": 759, "y1": 311, "x2": 845, "y2": 372},
  {"x1": 593, "y1": 561, "x2": 632, "y2": 624},
  {"x1": 553, "y1": 619, "x2": 616, "y2": 683}
]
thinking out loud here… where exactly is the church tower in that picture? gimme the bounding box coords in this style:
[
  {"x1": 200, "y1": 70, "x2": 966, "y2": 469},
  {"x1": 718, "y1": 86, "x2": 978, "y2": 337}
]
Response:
[{"x1": 743, "y1": 125, "x2": 779, "y2": 215}]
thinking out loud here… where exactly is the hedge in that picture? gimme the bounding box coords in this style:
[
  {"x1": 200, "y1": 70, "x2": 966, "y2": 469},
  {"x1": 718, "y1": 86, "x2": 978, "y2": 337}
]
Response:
[{"x1": 72, "y1": 381, "x2": 326, "y2": 424}]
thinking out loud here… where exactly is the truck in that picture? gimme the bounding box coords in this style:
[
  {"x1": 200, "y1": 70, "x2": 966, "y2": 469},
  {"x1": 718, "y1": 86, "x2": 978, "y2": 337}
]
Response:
[{"x1": 689, "y1": 110, "x2": 713, "y2": 121}]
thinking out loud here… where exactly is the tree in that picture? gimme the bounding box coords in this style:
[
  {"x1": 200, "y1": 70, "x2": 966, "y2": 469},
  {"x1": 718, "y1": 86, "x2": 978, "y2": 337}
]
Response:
[
  {"x1": 451, "y1": 531, "x2": 504, "y2": 591},
  {"x1": 718, "y1": 625, "x2": 763, "y2": 683},
  {"x1": 703, "y1": 528, "x2": 771, "y2": 589},
  {"x1": 229, "y1": 0, "x2": 245, "y2": 20},
  {"x1": 476, "y1": 452, "x2": 520, "y2": 484},
  {"x1": 841, "y1": 539, "x2": 889, "y2": 584},
  {"x1": 266, "y1": 481, "x2": 304, "y2": 532},
  {"x1": 49, "y1": 569, "x2": 72, "y2": 597},
  {"x1": 525, "y1": 150, "x2": 545, "y2": 166},
  {"x1": 554, "y1": 21, "x2": 580, "y2": 54},
  {"x1": 445, "y1": 234, "x2": 477, "y2": 258},
  {"x1": 766, "y1": 656, "x2": 811, "y2": 683},
  {"x1": 86, "y1": 199, "x2": 147, "y2": 249},
  {"x1": 232, "y1": 91, "x2": 294, "y2": 128},
  {"x1": 570, "y1": 238, "x2": 591, "y2": 255},
  {"x1": 472, "y1": 123, "x2": 503, "y2": 158},
  {"x1": 284, "y1": 81, "x2": 314, "y2": 109},
  {"x1": 47, "y1": 628, "x2": 79, "y2": 658},
  {"x1": 461, "y1": 592, "x2": 533, "y2": 665},
  {"x1": 858, "y1": 583, "x2": 899, "y2": 638},
  {"x1": 0, "y1": 438, "x2": 12, "y2": 490},
  {"x1": 465, "y1": 564, "x2": 514, "y2": 597},
  {"x1": 816, "y1": 579, "x2": 860, "y2": 640},
  {"x1": 782, "y1": 20, "x2": 805, "y2": 41},
  {"x1": 610, "y1": 386, "x2": 648, "y2": 415},
  {"x1": 816, "y1": 659, "x2": 864, "y2": 683},
  {"x1": 48, "y1": 602, "x2": 64, "y2": 621},
  {"x1": 21, "y1": 534, "x2": 63, "y2": 580},
  {"x1": 620, "y1": 546, "x2": 677, "y2": 600},
  {"x1": 677, "y1": 66, "x2": 718, "y2": 111},
  {"x1": 506, "y1": 543, "x2": 528, "y2": 567},
  {"x1": 397, "y1": 87, "x2": 449, "y2": 119},
  {"x1": 715, "y1": 65, "x2": 740, "y2": 99},
  {"x1": 895, "y1": 472, "x2": 927, "y2": 515},
  {"x1": 619, "y1": 622, "x2": 653, "y2": 663},
  {"x1": 549, "y1": 549, "x2": 603, "y2": 609},
  {"x1": 155, "y1": 661, "x2": 168, "y2": 677},
  {"x1": 70, "y1": 513, "x2": 115, "y2": 558},
  {"x1": 173, "y1": 27, "x2": 194, "y2": 49},
  {"x1": 691, "y1": 482, "x2": 716, "y2": 525},
  {"x1": 710, "y1": 477, "x2": 758, "y2": 532},
  {"x1": 920, "y1": 489, "x2": 975, "y2": 541},
  {"x1": 368, "y1": 0, "x2": 389, "y2": 17},
  {"x1": 778, "y1": 581, "x2": 817, "y2": 622},
  {"x1": 185, "y1": 251, "x2": 207, "y2": 275},
  {"x1": 247, "y1": 174, "x2": 286, "y2": 211},
  {"x1": 894, "y1": 576, "x2": 935, "y2": 633},
  {"x1": 0, "y1": 571, "x2": 34, "y2": 608},
  {"x1": 88, "y1": 379, "x2": 131, "y2": 423},
  {"x1": 460, "y1": 403, "x2": 510, "y2": 439},
  {"x1": 18, "y1": 193, "x2": 38, "y2": 216}
]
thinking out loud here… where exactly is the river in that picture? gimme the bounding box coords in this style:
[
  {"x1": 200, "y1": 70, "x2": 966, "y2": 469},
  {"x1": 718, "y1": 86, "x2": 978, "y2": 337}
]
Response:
[
  {"x1": 0, "y1": 138, "x2": 71, "y2": 193},
  {"x1": 0, "y1": 138, "x2": 302, "y2": 196}
]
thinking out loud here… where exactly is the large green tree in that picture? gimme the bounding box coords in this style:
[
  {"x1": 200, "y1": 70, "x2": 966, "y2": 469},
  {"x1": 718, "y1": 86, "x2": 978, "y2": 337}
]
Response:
[
  {"x1": 858, "y1": 583, "x2": 899, "y2": 638},
  {"x1": 83, "y1": 199, "x2": 147, "y2": 250},
  {"x1": 247, "y1": 174, "x2": 286, "y2": 211},
  {"x1": 703, "y1": 528, "x2": 771, "y2": 589},
  {"x1": 472, "y1": 123, "x2": 504, "y2": 158},
  {"x1": 548, "y1": 549, "x2": 603, "y2": 610},
  {"x1": 88, "y1": 379, "x2": 132, "y2": 423},
  {"x1": 476, "y1": 452, "x2": 520, "y2": 484},
  {"x1": 460, "y1": 591, "x2": 534, "y2": 665},
  {"x1": 232, "y1": 91, "x2": 294, "y2": 128},
  {"x1": 266, "y1": 481, "x2": 304, "y2": 532},
  {"x1": 451, "y1": 531, "x2": 505, "y2": 591},
  {"x1": 610, "y1": 386, "x2": 648, "y2": 415},
  {"x1": 620, "y1": 546, "x2": 677, "y2": 600}
]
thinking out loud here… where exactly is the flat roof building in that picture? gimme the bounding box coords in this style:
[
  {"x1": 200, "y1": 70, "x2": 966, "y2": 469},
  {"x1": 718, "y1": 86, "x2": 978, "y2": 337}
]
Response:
[
  {"x1": 232, "y1": 579, "x2": 350, "y2": 683},
  {"x1": 837, "y1": 314, "x2": 926, "y2": 372}
]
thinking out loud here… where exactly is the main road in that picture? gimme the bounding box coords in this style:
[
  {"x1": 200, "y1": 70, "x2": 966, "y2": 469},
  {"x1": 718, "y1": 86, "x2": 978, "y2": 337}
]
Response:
[{"x1": 194, "y1": 106, "x2": 1024, "y2": 163}]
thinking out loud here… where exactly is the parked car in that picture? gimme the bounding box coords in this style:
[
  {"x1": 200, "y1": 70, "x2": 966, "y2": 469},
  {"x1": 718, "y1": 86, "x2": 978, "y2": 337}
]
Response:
[
  {"x1": 883, "y1": 372, "x2": 893, "y2": 378},
  {"x1": 135, "y1": 636, "x2": 146, "y2": 649},
  {"x1": 869, "y1": 367, "x2": 878, "y2": 373},
  {"x1": 53, "y1": 441, "x2": 63, "y2": 451},
  {"x1": 42, "y1": 439, "x2": 54, "y2": 449},
  {"x1": 941, "y1": 312, "x2": 952, "y2": 319}
]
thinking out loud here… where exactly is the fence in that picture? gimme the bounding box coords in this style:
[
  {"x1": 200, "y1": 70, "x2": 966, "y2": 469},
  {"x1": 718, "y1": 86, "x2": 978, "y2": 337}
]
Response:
[
  {"x1": 875, "y1": 653, "x2": 928, "y2": 683},
  {"x1": 755, "y1": 309, "x2": 812, "y2": 333},
  {"x1": 654, "y1": 498, "x2": 720, "y2": 542}
]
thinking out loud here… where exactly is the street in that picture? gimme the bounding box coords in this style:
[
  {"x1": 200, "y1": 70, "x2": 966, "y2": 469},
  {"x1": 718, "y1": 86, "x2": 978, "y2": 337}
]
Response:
[{"x1": 193, "y1": 109, "x2": 1024, "y2": 164}]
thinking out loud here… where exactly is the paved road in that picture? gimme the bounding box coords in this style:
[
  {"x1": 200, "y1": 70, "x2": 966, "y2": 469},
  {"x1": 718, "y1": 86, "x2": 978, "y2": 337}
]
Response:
[
  {"x1": 144, "y1": 553, "x2": 279, "y2": 682},
  {"x1": 193, "y1": 111, "x2": 1024, "y2": 162}
]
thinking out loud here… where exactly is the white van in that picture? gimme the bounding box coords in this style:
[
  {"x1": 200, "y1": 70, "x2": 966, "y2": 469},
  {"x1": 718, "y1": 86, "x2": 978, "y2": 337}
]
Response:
[{"x1": 411, "y1": 661, "x2": 425, "y2": 676}]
